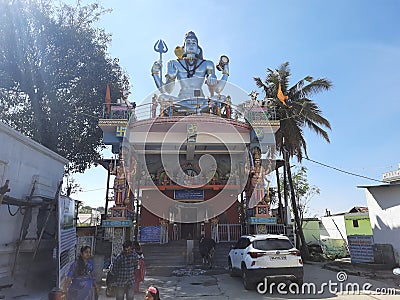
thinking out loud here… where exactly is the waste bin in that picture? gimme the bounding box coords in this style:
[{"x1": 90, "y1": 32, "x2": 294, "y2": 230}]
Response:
[{"x1": 48, "y1": 289, "x2": 66, "y2": 300}]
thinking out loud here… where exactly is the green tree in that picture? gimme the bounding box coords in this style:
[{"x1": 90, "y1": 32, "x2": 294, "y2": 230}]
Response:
[
  {"x1": 254, "y1": 62, "x2": 332, "y2": 258},
  {"x1": 292, "y1": 167, "x2": 320, "y2": 223},
  {"x1": 62, "y1": 177, "x2": 83, "y2": 196},
  {"x1": 79, "y1": 205, "x2": 93, "y2": 214},
  {"x1": 281, "y1": 166, "x2": 320, "y2": 223},
  {"x1": 254, "y1": 62, "x2": 332, "y2": 161},
  {"x1": 0, "y1": 0, "x2": 129, "y2": 172}
]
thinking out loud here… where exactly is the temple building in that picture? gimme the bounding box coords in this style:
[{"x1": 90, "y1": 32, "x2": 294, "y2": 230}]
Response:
[{"x1": 98, "y1": 32, "x2": 288, "y2": 255}]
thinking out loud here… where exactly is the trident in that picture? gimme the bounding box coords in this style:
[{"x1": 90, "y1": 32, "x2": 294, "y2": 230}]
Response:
[{"x1": 154, "y1": 39, "x2": 168, "y2": 81}]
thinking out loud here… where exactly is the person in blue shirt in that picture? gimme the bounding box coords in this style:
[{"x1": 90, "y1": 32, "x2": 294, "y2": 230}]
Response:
[{"x1": 111, "y1": 240, "x2": 138, "y2": 300}]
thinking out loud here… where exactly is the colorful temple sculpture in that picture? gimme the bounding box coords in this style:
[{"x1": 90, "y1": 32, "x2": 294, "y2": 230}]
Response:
[{"x1": 98, "y1": 32, "x2": 285, "y2": 251}]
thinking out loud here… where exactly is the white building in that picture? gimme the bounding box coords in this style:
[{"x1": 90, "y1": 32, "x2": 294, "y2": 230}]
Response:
[
  {"x1": 0, "y1": 122, "x2": 68, "y2": 282},
  {"x1": 78, "y1": 211, "x2": 101, "y2": 226},
  {"x1": 361, "y1": 164, "x2": 400, "y2": 264},
  {"x1": 319, "y1": 213, "x2": 349, "y2": 257}
]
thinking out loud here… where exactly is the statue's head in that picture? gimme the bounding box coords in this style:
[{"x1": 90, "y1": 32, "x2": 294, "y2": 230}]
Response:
[
  {"x1": 183, "y1": 31, "x2": 203, "y2": 59},
  {"x1": 184, "y1": 31, "x2": 198, "y2": 45}
]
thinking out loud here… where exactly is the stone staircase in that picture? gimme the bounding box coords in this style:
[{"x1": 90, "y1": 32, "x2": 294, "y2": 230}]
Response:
[
  {"x1": 141, "y1": 239, "x2": 232, "y2": 276},
  {"x1": 193, "y1": 241, "x2": 232, "y2": 270},
  {"x1": 141, "y1": 240, "x2": 187, "y2": 276}
]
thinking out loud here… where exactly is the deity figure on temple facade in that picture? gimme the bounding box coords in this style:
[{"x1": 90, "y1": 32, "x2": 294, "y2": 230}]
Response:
[
  {"x1": 151, "y1": 94, "x2": 158, "y2": 118},
  {"x1": 151, "y1": 31, "x2": 229, "y2": 113},
  {"x1": 113, "y1": 162, "x2": 126, "y2": 205}
]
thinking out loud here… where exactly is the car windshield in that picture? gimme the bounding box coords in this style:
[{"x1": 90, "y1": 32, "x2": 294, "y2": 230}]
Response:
[{"x1": 253, "y1": 238, "x2": 293, "y2": 251}]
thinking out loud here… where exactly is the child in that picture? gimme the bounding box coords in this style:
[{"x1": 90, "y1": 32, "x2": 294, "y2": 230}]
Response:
[
  {"x1": 144, "y1": 286, "x2": 160, "y2": 300},
  {"x1": 133, "y1": 241, "x2": 145, "y2": 293}
]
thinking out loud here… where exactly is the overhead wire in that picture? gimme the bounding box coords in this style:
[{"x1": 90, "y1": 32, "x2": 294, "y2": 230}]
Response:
[{"x1": 304, "y1": 157, "x2": 385, "y2": 183}]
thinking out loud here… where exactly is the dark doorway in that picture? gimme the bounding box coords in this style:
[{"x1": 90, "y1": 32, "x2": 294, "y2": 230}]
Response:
[{"x1": 181, "y1": 223, "x2": 194, "y2": 239}]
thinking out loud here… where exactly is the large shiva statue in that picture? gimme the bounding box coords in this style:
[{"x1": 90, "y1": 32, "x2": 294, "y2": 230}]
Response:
[{"x1": 151, "y1": 31, "x2": 230, "y2": 112}]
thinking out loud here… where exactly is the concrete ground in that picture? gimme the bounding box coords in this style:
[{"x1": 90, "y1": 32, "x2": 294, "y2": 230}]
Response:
[
  {"x1": 96, "y1": 263, "x2": 400, "y2": 300},
  {"x1": 3, "y1": 262, "x2": 399, "y2": 299}
]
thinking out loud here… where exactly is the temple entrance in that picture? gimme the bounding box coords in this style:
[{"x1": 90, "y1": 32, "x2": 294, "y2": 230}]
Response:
[{"x1": 180, "y1": 223, "x2": 194, "y2": 239}]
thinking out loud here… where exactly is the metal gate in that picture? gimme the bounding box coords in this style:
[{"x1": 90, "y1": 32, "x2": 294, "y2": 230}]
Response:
[{"x1": 217, "y1": 224, "x2": 242, "y2": 242}]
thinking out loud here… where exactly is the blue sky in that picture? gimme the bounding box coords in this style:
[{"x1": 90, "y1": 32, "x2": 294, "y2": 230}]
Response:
[{"x1": 73, "y1": 0, "x2": 400, "y2": 216}]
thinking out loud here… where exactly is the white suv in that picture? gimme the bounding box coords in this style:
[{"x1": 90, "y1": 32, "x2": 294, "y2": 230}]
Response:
[{"x1": 228, "y1": 234, "x2": 303, "y2": 289}]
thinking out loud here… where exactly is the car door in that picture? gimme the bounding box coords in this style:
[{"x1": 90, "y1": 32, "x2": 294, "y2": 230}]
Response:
[
  {"x1": 232, "y1": 238, "x2": 249, "y2": 269},
  {"x1": 230, "y1": 239, "x2": 241, "y2": 269}
]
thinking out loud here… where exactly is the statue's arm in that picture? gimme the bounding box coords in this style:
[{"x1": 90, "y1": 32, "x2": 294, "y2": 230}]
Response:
[
  {"x1": 152, "y1": 60, "x2": 178, "y2": 94},
  {"x1": 163, "y1": 60, "x2": 178, "y2": 94},
  {"x1": 215, "y1": 63, "x2": 229, "y2": 94},
  {"x1": 205, "y1": 61, "x2": 217, "y2": 96},
  {"x1": 151, "y1": 61, "x2": 164, "y2": 90}
]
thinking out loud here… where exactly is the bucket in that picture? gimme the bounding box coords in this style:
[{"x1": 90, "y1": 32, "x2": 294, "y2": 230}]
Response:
[{"x1": 48, "y1": 289, "x2": 66, "y2": 300}]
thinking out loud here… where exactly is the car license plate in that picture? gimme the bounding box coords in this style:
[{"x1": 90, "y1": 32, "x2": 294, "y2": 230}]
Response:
[{"x1": 270, "y1": 256, "x2": 287, "y2": 260}]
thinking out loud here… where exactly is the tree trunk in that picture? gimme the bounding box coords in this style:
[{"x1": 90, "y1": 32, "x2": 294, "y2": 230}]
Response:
[
  {"x1": 275, "y1": 166, "x2": 284, "y2": 223},
  {"x1": 282, "y1": 145, "x2": 310, "y2": 260},
  {"x1": 282, "y1": 158, "x2": 289, "y2": 224}
]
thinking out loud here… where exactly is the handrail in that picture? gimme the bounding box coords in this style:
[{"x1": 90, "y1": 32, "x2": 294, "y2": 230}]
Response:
[{"x1": 100, "y1": 99, "x2": 278, "y2": 124}]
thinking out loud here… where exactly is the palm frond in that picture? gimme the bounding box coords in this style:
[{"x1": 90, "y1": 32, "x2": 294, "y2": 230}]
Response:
[
  {"x1": 300, "y1": 78, "x2": 332, "y2": 97},
  {"x1": 305, "y1": 120, "x2": 330, "y2": 143},
  {"x1": 254, "y1": 62, "x2": 332, "y2": 162},
  {"x1": 254, "y1": 77, "x2": 267, "y2": 90}
]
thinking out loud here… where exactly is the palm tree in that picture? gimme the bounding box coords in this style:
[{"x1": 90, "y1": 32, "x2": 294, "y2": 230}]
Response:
[
  {"x1": 254, "y1": 62, "x2": 332, "y2": 259},
  {"x1": 254, "y1": 62, "x2": 332, "y2": 161}
]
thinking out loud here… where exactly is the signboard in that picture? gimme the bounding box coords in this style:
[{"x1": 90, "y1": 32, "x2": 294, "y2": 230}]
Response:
[
  {"x1": 102, "y1": 219, "x2": 132, "y2": 227},
  {"x1": 140, "y1": 226, "x2": 161, "y2": 243},
  {"x1": 58, "y1": 196, "x2": 76, "y2": 289},
  {"x1": 383, "y1": 169, "x2": 400, "y2": 182},
  {"x1": 116, "y1": 126, "x2": 126, "y2": 137},
  {"x1": 249, "y1": 217, "x2": 277, "y2": 224},
  {"x1": 174, "y1": 189, "x2": 204, "y2": 200},
  {"x1": 187, "y1": 123, "x2": 197, "y2": 143},
  {"x1": 347, "y1": 235, "x2": 374, "y2": 263}
]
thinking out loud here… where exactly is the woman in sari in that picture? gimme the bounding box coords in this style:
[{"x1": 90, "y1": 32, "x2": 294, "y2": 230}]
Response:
[{"x1": 65, "y1": 245, "x2": 98, "y2": 300}]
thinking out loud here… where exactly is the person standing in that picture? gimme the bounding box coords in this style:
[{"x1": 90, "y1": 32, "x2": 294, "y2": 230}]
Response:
[
  {"x1": 133, "y1": 241, "x2": 145, "y2": 293},
  {"x1": 111, "y1": 240, "x2": 138, "y2": 300},
  {"x1": 64, "y1": 245, "x2": 98, "y2": 300}
]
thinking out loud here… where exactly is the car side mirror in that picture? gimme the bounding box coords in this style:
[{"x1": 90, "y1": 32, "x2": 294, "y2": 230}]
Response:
[{"x1": 393, "y1": 268, "x2": 400, "y2": 276}]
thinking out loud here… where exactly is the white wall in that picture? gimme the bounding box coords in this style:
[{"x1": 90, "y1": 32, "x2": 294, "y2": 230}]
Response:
[
  {"x1": 0, "y1": 122, "x2": 68, "y2": 277},
  {"x1": 365, "y1": 184, "x2": 400, "y2": 263},
  {"x1": 320, "y1": 215, "x2": 347, "y2": 241},
  {"x1": 319, "y1": 215, "x2": 348, "y2": 256},
  {"x1": 0, "y1": 122, "x2": 68, "y2": 201}
]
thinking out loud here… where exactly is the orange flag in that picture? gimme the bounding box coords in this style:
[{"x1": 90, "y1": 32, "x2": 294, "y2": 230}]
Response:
[
  {"x1": 105, "y1": 84, "x2": 111, "y2": 114},
  {"x1": 277, "y1": 83, "x2": 289, "y2": 106}
]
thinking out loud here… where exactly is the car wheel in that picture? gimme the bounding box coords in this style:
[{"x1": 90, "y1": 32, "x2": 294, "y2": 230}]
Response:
[{"x1": 241, "y1": 265, "x2": 254, "y2": 290}]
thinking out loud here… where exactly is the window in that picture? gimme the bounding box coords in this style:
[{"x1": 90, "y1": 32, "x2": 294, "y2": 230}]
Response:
[
  {"x1": 253, "y1": 238, "x2": 293, "y2": 251},
  {"x1": 353, "y1": 220, "x2": 359, "y2": 228},
  {"x1": 236, "y1": 238, "x2": 250, "y2": 249}
]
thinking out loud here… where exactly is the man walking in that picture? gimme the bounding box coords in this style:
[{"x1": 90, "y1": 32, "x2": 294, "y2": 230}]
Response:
[{"x1": 111, "y1": 240, "x2": 138, "y2": 300}]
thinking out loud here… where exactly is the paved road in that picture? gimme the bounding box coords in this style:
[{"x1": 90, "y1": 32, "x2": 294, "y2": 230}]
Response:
[
  {"x1": 6, "y1": 262, "x2": 398, "y2": 299},
  {"x1": 96, "y1": 263, "x2": 400, "y2": 300}
]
